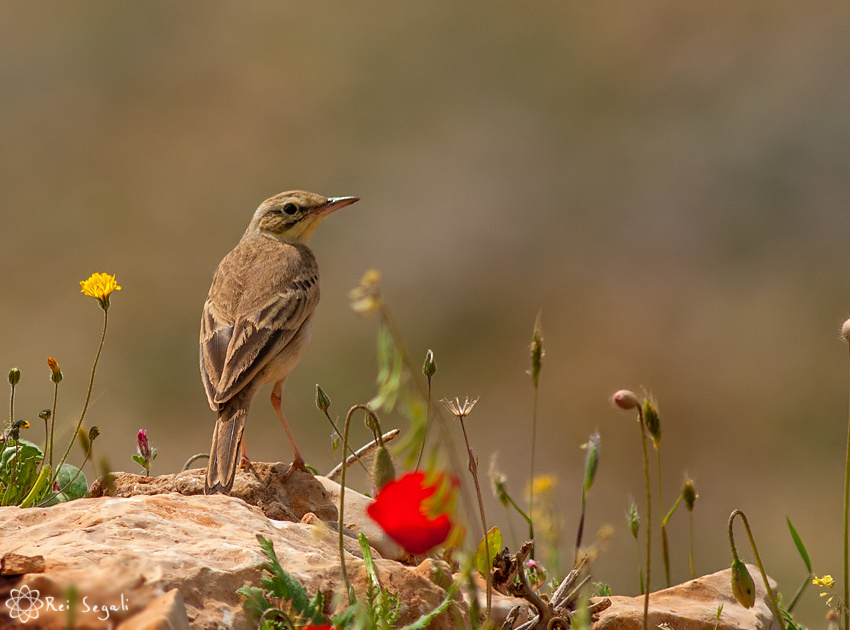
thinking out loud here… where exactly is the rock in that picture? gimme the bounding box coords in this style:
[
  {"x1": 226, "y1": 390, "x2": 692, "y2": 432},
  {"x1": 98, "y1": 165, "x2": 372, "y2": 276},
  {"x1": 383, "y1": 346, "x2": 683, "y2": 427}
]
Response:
[
  {"x1": 90, "y1": 463, "x2": 337, "y2": 523},
  {"x1": 0, "y1": 491, "x2": 462, "y2": 629},
  {"x1": 1, "y1": 552, "x2": 45, "y2": 575},
  {"x1": 592, "y1": 564, "x2": 781, "y2": 630},
  {"x1": 116, "y1": 589, "x2": 189, "y2": 630},
  {"x1": 316, "y1": 476, "x2": 407, "y2": 562}
]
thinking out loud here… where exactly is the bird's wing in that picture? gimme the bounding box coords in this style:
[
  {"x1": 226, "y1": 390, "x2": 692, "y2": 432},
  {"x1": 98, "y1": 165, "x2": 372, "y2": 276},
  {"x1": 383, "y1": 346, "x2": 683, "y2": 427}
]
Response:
[{"x1": 200, "y1": 237, "x2": 319, "y2": 407}]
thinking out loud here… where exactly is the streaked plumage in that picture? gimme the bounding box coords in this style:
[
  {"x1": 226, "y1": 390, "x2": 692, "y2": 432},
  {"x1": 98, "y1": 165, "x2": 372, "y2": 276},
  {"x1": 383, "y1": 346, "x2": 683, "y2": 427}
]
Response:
[{"x1": 201, "y1": 191, "x2": 358, "y2": 494}]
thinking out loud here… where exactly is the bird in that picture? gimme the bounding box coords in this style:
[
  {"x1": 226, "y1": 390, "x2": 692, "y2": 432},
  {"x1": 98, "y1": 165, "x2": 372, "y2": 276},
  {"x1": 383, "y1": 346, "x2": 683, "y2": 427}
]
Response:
[{"x1": 200, "y1": 190, "x2": 359, "y2": 494}]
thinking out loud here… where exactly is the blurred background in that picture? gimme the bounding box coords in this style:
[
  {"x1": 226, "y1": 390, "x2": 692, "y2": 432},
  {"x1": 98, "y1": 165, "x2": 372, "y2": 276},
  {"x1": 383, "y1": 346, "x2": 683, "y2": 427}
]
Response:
[{"x1": 2, "y1": 2, "x2": 849, "y2": 625}]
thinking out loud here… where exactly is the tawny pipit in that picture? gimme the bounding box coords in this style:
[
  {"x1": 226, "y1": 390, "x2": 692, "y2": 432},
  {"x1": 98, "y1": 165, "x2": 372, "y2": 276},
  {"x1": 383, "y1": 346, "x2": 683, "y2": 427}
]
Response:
[{"x1": 201, "y1": 190, "x2": 358, "y2": 494}]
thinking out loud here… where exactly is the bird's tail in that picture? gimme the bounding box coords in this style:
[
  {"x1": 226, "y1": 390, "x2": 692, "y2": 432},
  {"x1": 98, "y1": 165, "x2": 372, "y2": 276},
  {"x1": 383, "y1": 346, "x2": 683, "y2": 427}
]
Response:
[{"x1": 204, "y1": 397, "x2": 248, "y2": 495}]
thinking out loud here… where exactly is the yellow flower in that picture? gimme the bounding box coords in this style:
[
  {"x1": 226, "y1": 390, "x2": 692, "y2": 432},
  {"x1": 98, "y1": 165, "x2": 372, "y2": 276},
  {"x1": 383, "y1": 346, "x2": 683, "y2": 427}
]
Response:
[
  {"x1": 531, "y1": 474, "x2": 557, "y2": 495},
  {"x1": 349, "y1": 269, "x2": 382, "y2": 315},
  {"x1": 80, "y1": 273, "x2": 121, "y2": 310},
  {"x1": 814, "y1": 575, "x2": 835, "y2": 588}
]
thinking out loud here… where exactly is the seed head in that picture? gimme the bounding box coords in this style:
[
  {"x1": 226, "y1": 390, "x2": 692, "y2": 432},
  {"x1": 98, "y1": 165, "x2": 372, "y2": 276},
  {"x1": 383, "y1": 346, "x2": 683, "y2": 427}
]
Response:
[
  {"x1": 530, "y1": 312, "x2": 544, "y2": 389},
  {"x1": 611, "y1": 389, "x2": 640, "y2": 411},
  {"x1": 627, "y1": 499, "x2": 640, "y2": 539},
  {"x1": 8, "y1": 368, "x2": 21, "y2": 386},
  {"x1": 440, "y1": 396, "x2": 479, "y2": 420},
  {"x1": 582, "y1": 431, "x2": 601, "y2": 492},
  {"x1": 643, "y1": 399, "x2": 661, "y2": 446},
  {"x1": 38, "y1": 409, "x2": 51, "y2": 421},
  {"x1": 730, "y1": 559, "x2": 756, "y2": 608},
  {"x1": 682, "y1": 478, "x2": 697, "y2": 512}
]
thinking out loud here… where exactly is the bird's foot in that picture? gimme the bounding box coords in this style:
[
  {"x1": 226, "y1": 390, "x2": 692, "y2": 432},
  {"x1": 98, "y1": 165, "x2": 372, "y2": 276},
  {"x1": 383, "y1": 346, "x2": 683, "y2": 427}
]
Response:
[
  {"x1": 284, "y1": 458, "x2": 310, "y2": 477},
  {"x1": 239, "y1": 454, "x2": 252, "y2": 470}
]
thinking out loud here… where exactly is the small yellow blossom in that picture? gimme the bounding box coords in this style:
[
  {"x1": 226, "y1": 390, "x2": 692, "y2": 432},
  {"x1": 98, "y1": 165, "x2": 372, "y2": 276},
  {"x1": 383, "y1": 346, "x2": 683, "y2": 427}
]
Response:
[
  {"x1": 814, "y1": 575, "x2": 835, "y2": 588},
  {"x1": 80, "y1": 273, "x2": 121, "y2": 310},
  {"x1": 531, "y1": 474, "x2": 557, "y2": 495}
]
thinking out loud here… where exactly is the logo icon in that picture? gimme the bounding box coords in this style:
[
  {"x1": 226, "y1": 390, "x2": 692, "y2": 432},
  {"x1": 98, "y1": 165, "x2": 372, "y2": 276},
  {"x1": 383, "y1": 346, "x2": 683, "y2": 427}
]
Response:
[{"x1": 6, "y1": 585, "x2": 43, "y2": 623}]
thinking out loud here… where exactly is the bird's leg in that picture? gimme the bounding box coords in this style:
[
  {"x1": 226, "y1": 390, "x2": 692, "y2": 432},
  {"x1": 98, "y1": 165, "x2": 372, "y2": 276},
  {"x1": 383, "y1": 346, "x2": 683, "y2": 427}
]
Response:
[
  {"x1": 239, "y1": 438, "x2": 251, "y2": 469},
  {"x1": 271, "y1": 381, "x2": 308, "y2": 474}
]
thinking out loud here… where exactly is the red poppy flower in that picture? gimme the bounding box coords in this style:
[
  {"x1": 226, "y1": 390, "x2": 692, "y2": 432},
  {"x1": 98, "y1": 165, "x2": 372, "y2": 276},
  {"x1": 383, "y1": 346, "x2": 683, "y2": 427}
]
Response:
[{"x1": 366, "y1": 471, "x2": 457, "y2": 555}]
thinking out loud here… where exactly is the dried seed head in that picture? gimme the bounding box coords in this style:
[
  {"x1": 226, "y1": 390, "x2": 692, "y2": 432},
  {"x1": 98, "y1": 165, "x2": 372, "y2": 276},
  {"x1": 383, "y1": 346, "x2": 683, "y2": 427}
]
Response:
[
  {"x1": 842, "y1": 319, "x2": 850, "y2": 342},
  {"x1": 643, "y1": 399, "x2": 661, "y2": 446},
  {"x1": 423, "y1": 349, "x2": 436, "y2": 379},
  {"x1": 440, "y1": 396, "x2": 479, "y2": 420},
  {"x1": 315, "y1": 384, "x2": 331, "y2": 413},
  {"x1": 8, "y1": 368, "x2": 20, "y2": 386},
  {"x1": 611, "y1": 389, "x2": 640, "y2": 411},
  {"x1": 682, "y1": 478, "x2": 698, "y2": 512},
  {"x1": 730, "y1": 559, "x2": 756, "y2": 608}
]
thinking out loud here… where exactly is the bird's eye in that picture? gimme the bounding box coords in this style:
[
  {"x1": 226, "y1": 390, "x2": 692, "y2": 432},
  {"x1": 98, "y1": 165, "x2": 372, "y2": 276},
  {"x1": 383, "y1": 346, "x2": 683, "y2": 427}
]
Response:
[{"x1": 282, "y1": 203, "x2": 298, "y2": 215}]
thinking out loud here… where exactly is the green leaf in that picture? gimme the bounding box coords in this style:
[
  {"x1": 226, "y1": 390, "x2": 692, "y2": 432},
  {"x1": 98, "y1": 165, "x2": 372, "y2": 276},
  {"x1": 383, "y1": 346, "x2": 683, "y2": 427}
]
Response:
[
  {"x1": 56, "y1": 463, "x2": 88, "y2": 500},
  {"x1": 237, "y1": 585, "x2": 270, "y2": 620},
  {"x1": 786, "y1": 517, "x2": 812, "y2": 573},
  {"x1": 396, "y1": 583, "x2": 457, "y2": 630},
  {"x1": 255, "y1": 535, "x2": 310, "y2": 614},
  {"x1": 473, "y1": 526, "x2": 502, "y2": 579}
]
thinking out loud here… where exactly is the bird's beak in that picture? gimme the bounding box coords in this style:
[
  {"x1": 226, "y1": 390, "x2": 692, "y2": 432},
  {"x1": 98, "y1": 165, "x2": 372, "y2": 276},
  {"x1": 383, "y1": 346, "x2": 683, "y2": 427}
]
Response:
[{"x1": 318, "y1": 196, "x2": 359, "y2": 216}]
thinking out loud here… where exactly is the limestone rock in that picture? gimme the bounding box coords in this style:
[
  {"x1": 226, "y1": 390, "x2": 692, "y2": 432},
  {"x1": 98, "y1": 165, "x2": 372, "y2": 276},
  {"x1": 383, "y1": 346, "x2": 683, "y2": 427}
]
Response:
[
  {"x1": 116, "y1": 589, "x2": 189, "y2": 630},
  {"x1": 592, "y1": 564, "x2": 781, "y2": 630},
  {"x1": 90, "y1": 463, "x2": 337, "y2": 522},
  {"x1": 0, "y1": 491, "x2": 461, "y2": 629},
  {"x1": 1, "y1": 552, "x2": 45, "y2": 576}
]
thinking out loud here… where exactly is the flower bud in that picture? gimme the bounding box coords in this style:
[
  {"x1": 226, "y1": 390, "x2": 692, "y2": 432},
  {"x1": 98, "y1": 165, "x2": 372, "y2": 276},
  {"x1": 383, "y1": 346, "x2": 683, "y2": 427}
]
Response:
[
  {"x1": 423, "y1": 349, "x2": 436, "y2": 379},
  {"x1": 582, "y1": 431, "x2": 601, "y2": 492},
  {"x1": 731, "y1": 559, "x2": 756, "y2": 608},
  {"x1": 136, "y1": 429, "x2": 152, "y2": 460},
  {"x1": 611, "y1": 389, "x2": 640, "y2": 410},
  {"x1": 315, "y1": 384, "x2": 331, "y2": 413},
  {"x1": 842, "y1": 319, "x2": 850, "y2": 342},
  {"x1": 683, "y1": 478, "x2": 697, "y2": 512},
  {"x1": 88, "y1": 426, "x2": 101, "y2": 442},
  {"x1": 371, "y1": 444, "x2": 396, "y2": 491},
  {"x1": 47, "y1": 357, "x2": 63, "y2": 384},
  {"x1": 643, "y1": 399, "x2": 660, "y2": 446},
  {"x1": 627, "y1": 499, "x2": 640, "y2": 539},
  {"x1": 38, "y1": 409, "x2": 51, "y2": 421},
  {"x1": 8, "y1": 368, "x2": 20, "y2": 386}
]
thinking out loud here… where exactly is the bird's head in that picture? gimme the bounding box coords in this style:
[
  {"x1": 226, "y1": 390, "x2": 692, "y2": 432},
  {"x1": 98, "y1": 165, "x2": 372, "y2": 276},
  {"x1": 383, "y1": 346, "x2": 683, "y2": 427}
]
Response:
[{"x1": 246, "y1": 190, "x2": 359, "y2": 243}]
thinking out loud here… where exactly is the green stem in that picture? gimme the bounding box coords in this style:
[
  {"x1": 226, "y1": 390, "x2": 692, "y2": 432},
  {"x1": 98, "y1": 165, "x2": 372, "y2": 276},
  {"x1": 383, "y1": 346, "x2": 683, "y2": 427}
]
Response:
[
  {"x1": 415, "y1": 376, "x2": 432, "y2": 471},
  {"x1": 52, "y1": 308, "x2": 107, "y2": 488},
  {"x1": 845, "y1": 343, "x2": 850, "y2": 630},
  {"x1": 321, "y1": 407, "x2": 369, "y2": 475},
  {"x1": 20, "y1": 465, "x2": 51, "y2": 508},
  {"x1": 729, "y1": 510, "x2": 784, "y2": 629},
  {"x1": 638, "y1": 406, "x2": 651, "y2": 630},
  {"x1": 529, "y1": 382, "x2": 539, "y2": 553},
  {"x1": 9, "y1": 381, "x2": 15, "y2": 425},
  {"x1": 459, "y1": 415, "x2": 491, "y2": 619},
  {"x1": 689, "y1": 511, "x2": 696, "y2": 580},
  {"x1": 663, "y1": 493, "x2": 683, "y2": 526},
  {"x1": 575, "y1": 488, "x2": 586, "y2": 564},
  {"x1": 49, "y1": 381, "x2": 58, "y2": 472},
  {"x1": 339, "y1": 405, "x2": 371, "y2": 606},
  {"x1": 786, "y1": 573, "x2": 811, "y2": 613}
]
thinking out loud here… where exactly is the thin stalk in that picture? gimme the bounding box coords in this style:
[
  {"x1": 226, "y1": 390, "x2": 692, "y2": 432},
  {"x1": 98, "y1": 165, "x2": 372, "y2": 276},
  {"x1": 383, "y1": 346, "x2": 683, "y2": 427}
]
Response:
[
  {"x1": 661, "y1": 493, "x2": 683, "y2": 587},
  {"x1": 35, "y1": 439, "x2": 94, "y2": 507},
  {"x1": 529, "y1": 382, "x2": 539, "y2": 548},
  {"x1": 415, "y1": 375, "x2": 432, "y2": 471},
  {"x1": 638, "y1": 406, "x2": 651, "y2": 630},
  {"x1": 9, "y1": 380, "x2": 15, "y2": 425},
  {"x1": 786, "y1": 573, "x2": 811, "y2": 612},
  {"x1": 845, "y1": 342, "x2": 850, "y2": 630},
  {"x1": 320, "y1": 407, "x2": 369, "y2": 475},
  {"x1": 52, "y1": 309, "x2": 107, "y2": 488},
  {"x1": 728, "y1": 510, "x2": 784, "y2": 629},
  {"x1": 459, "y1": 415, "x2": 491, "y2": 618},
  {"x1": 688, "y1": 511, "x2": 696, "y2": 580},
  {"x1": 575, "y1": 488, "x2": 586, "y2": 564},
  {"x1": 339, "y1": 405, "x2": 371, "y2": 606},
  {"x1": 49, "y1": 381, "x2": 59, "y2": 471}
]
